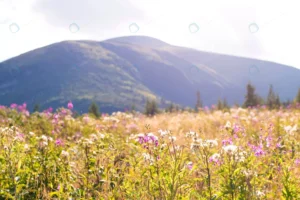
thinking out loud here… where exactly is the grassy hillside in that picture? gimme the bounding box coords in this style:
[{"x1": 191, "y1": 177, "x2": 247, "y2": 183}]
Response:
[{"x1": 0, "y1": 36, "x2": 299, "y2": 112}]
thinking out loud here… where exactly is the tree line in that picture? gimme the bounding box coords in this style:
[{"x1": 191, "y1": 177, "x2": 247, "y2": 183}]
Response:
[
  {"x1": 32, "y1": 83, "x2": 300, "y2": 117},
  {"x1": 144, "y1": 83, "x2": 300, "y2": 116}
]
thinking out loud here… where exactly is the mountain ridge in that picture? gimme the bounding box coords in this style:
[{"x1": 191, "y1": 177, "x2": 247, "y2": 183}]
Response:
[{"x1": 0, "y1": 36, "x2": 299, "y2": 113}]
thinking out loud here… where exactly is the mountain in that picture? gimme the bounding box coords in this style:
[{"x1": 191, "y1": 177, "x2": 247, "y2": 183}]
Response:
[{"x1": 0, "y1": 36, "x2": 299, "y2": 113}]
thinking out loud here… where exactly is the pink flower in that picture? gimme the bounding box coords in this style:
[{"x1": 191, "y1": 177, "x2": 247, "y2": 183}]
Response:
[
  {"x1": 186, "y1": 162, "x2": 193, "y2": 170},
  {"x1": 266, "y1": 136, "x2": 272, "y2": 148},
  {"x1": 55, "y1": 139, "x2": 64, "y2": 146},
  {"x1": 67, "y1": 101, "x2": 73, "y2": 110},
  {"x1": 10, "y1": 103, "x2": 17, "y2": 109},
  {"x1": 276, "y1": 143, "x2": 282, "y2": 148},
  {"x1": 254, "y1": 147, "x2": 265, "y2": 157},
  {"x1": 295, "y1": 159, "x2": 300, "y2": 166},
  {"x1": 44, "y1": 107, "x2": 53, "y2": 113},
  {"x1": 209, "y1": 153, "x2": 221, "y2": 165}
]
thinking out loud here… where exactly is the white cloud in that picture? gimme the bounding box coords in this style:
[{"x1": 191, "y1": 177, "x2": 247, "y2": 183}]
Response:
[{"x1": 0, "y1": 0, "x2": 299, "y2": 69}]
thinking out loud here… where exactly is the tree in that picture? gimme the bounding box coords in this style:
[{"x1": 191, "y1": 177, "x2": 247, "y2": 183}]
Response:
[
  {"x1": 267, "y1": 85, "x2": 276, "y2": 109},
  {"x1": 88, "y1": 102, "x2": 100, "y2": 118},
  {"x1": 282, "y1": 99, "x2": 291, "y2": 107},
  {"x1": 234, "y1": 102, "x2": 240, "y2": 108},
  {"x1": 217, "y1": 98, "x2": 223, "y2": 110},
  {"x1": 295, "y1": 88, "x2": 300, "y2": 103},
  {"x1": 222, "y1": 98, "x2": 229, "y2": 109},
  {"x1": 243, "y1": 83, "x2": 259, "y2": 108},
  {"x1": 275, "y1": 95, "x2": 281, "y2": 108},
  {"x1": 195, "y1": 90, "x2": 203, "y2": 112},
  {"x1": 33, "y1": 104, "x2": 40, "y2": 112},
  {"x1": 131, "y1": 104, "x2": 136, "y2": 113},
  {"x1": 166, "y1": 103, "x2": 175, "y2": 113},
  {"x1": 145, "y1": 99, "x2": 159, "y2": 116}
]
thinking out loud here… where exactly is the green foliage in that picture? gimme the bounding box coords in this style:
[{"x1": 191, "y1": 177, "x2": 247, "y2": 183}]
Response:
[
  {"x1": 0, "y1": 104, "x2": 299, "y2": 199},
  {"x1": 295, "y1": 88, "x2": 300, "y2": 103},
  {"x1": 217, "y1": 98, "x2": 229, "y2": 110},
  {"x1": 144, "y1": 99, "x2": 159, "y2": 116},
  {"x1": 88, "y1": 102, "x2": 101, "y2": 118},
  {"x1": 267, "y1": 85, "x2": 281, "y2": 109},
  {"x1": 195, "y1": 90, "x2": 203, "y2": 112},
  {"x1": 243, "y1": 82, "x2": 260, "y2": 108},
  {"x1": 33, "y1": 104, "x2": 40, "y2": 112}
]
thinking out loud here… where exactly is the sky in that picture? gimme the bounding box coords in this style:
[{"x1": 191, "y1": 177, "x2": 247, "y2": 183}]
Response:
[{"x1": 0, "y1": 0, "x2": 300, "y2": 69}]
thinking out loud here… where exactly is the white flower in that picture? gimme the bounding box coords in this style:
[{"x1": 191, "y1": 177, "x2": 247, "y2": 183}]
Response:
[
  {"x1": 192, "y1": 138, "x2": 202, "y2": 143},
  {"x1": 142, "y1": 153, "x2": 154, "y2": 164},
  {"x1": 24, "y1": 144, "x2": 29, "y2": 151},
  {"x1": 186, "y1": 131, "x2": 198, "y2": 138},
  {"x1": 236, "y1": 151, "x2": 246, "y2": 162},
  {"x1": 205, "y1": 140, "x2": 218, "y2": 148},
  {"x1": 98, "y1": 133, "x2": 105, "y2": 139},
  {"x1": 169, "y1": 136, "x2": 176, "y2": 142},
  {"x1": 242, "y1": 169, "x2": 257, "y2": 177},
  {"x1": 135, "y1": 133, "x2": 145, "y2": 138},
  {"x1": 284, "y1": 125, "x2": 297, "y2": 135},
  {"x1": 29, "y1": 132, "x2": 35, "y2": 136},
  {"x1": 256, "y1": 191, "x2": 265, "y2": 197},
  {"x1": 158, "y1": 129, "x2": 169, "y2": 137},
  {"x1": 15, "y1": 176, "x2": 20, "y2": 182},
  {"x1": 225, "y1": 121, "x2": 231, "y2": 129},
  {"x1": 48, "y1": 137, "x2": 53, "y2": 142},
  {"x1": 209, "y1": 153, "x2": 221, "y2": 163},
  {"x1": 42, "y1": 141, "x2": 48, "y2": 147},
  {"x1": 61, "y1": 150, "x2": 69, "y2": 157},
  {"x1": 142, "y1": 153, "x2": 151, "y2": 161},
  {"x1": 222, "y1": 145, "x2": 238, "y2": 154},
  {"x1": 90, "y1": 134, "x2": 98, "y2": 141},
  {"x1": 191, "y1": 142, "x2": 201, "y2": 150},
  {"x1": 40, "y1": 135, "x2": 48, "y2": 142},
  {"x1": 148, "y1": 132, "x2": 158, "y2": 141},
  {"x1": 84, "y1": 138, "x2": 93, "y2": 145}
]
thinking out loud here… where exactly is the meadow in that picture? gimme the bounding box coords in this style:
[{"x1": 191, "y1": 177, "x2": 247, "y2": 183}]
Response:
[{"x1": 0, "y1": 103, "x2": 300, "y2": 199}]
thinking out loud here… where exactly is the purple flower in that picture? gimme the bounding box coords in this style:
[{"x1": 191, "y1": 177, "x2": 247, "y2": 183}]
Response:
[
  {"x1": 254, "y1": 148, "x2": 265, "y2": 156},
  {"x1": 222, "y1": 138, "x2": 233, "y2": 146},
  {"x1": 266, "y1": 136, "x2": 272, "y2": 148},
  {"x1": 209, "y1": 153, "x2": 221, "y2": 165},
  {"x1": 67, "y1": 101, "x2": 73, "y2": 110},
  {"x1": 295, "y1": 159, "x2": 300, "y2": 166},
  {"x1": 55, "y1": 139, "x2": 64, "y2": 146},
  {"x1": 15, "y1": 132, "x2": 25, "y2": 141},
  {"x1": 233, "y1": 124, "x2": 240, "y2": 133},
  {"x1": 276, "y1": 143, "x2": 282, "y2": 148}
]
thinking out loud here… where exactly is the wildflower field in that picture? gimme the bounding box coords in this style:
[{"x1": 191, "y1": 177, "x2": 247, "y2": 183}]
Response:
[{"x1": 0, "y1": 103, "x2": 300, "y2": 199}]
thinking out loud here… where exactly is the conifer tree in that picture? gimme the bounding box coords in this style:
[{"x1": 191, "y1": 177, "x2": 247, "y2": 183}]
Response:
[
  {"x1": 267, "y1": 85, "x2": 276, "y2": 109},
  {"x1": 88, "y1": 101, "x2": 100, "y2": 118},
  {"x1": 195, "y1": 90, "x2": 203, "y2": 112},
  {"x1": 222, "y1": 98, "x2": 229, "y2": 109},
  {"x1": 217, "y1": 98, "x2": 223, "y2": 110},
  {"x1": 145, "y1": 99, "x2": 159, "y2": 116},
  {"x1": 243, "y1": 83, "x2": 259, "y2": 108},
  {"x1": 33, "y1": 104, "x2": 40, "y2": 112},
  {"x1": 275, "y1": 95, "x2": 281, "y2": 109},
  {"x1": 295, "y1": 88, "x2": 300, "y2": 103}
]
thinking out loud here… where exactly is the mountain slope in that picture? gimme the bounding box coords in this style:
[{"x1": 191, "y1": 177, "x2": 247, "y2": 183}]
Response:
[{"x1": 0, "y1": 36, "x2": 299, "y2": 112}]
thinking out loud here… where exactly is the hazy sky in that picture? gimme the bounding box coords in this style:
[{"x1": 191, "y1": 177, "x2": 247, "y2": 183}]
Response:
[{"x1": 1, "y1": 0, "x2": 300, "y2": 69}]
